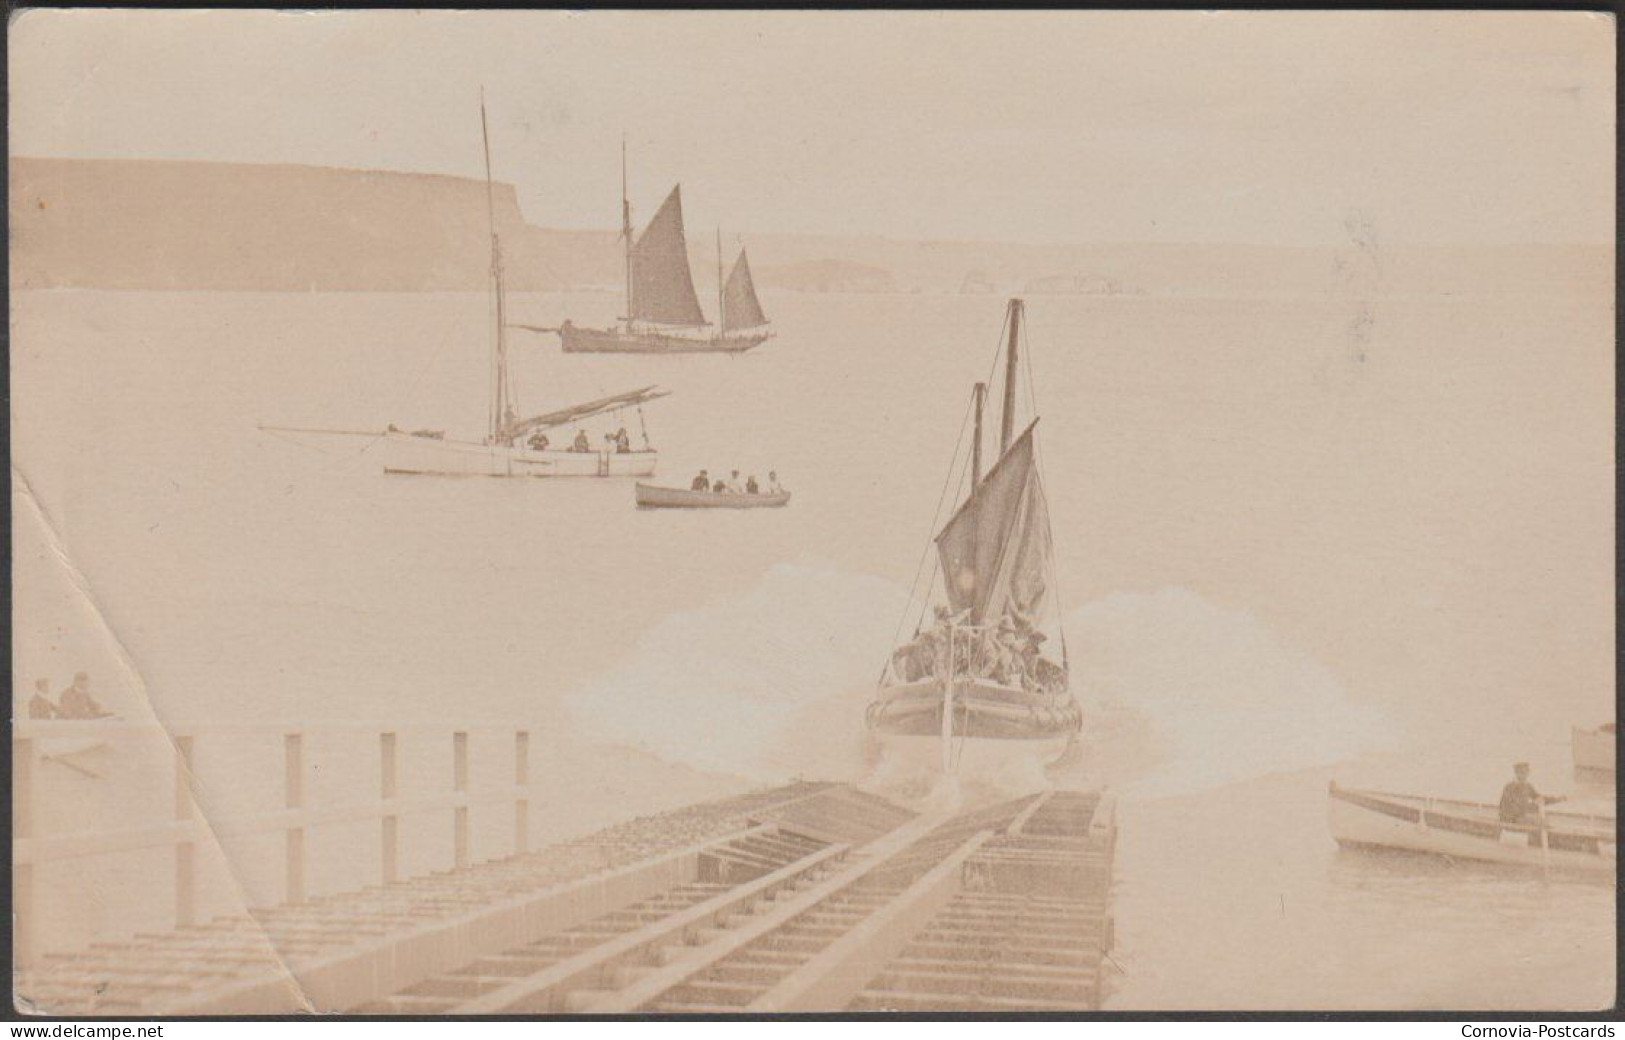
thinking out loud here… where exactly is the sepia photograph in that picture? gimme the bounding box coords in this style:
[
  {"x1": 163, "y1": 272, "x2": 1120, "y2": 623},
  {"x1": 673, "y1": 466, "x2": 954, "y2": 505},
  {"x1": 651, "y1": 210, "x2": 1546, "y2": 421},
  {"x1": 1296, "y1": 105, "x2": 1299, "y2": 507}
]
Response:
[{"x1": 6, "y1": 8, "x2": 1616, "y2": 1019}]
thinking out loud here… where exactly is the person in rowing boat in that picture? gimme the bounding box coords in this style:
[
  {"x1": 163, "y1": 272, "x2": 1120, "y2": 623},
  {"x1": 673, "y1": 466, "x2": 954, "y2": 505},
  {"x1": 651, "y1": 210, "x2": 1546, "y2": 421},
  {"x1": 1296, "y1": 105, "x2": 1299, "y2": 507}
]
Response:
[
  {"x1": 527, "y1": 431, "x2": 550, "y2": 451},
  {"x1": 691, "y1": 470, "x2": 711, "y2": 492},
  {"x1": 571, "y1": 429, "x2": 591, "y2": 452},
  {"x1": 1499, "y1": 762, "x2": 1565, "y2": 841},
  {"x1": 28, "y1": 678, "x2": 59, "y2": 720},
  {"x1": 711, "y1": 473, "x2": 731, "y2": 493},
  {"x1": 729, "y1": 470, "x2": 744, "y2": 494},
  {"x1": 746, "y1": 475, "x2": 760, "y2": 494},
  {"x1": 614, "y1": 427, "x2": 632, "y2": 454},
  {"x1": 58, "y1": 672, "x2": 111, "y2": 720},
  {"x1": 768, "y1": 472, "x2": 784, "y2": 494}
]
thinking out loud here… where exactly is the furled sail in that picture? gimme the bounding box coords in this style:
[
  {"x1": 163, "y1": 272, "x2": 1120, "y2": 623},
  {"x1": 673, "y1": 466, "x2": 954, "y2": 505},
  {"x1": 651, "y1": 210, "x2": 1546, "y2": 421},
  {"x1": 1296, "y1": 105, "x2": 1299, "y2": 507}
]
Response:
[
  {"x1": 502, "y1": 386, "x2": 670, "y2": 440},
  {"x1": 934, "y1": 422, "x2": 1052, "y2": 624},
  {"x1": 630, "y1": 186, "x2": 707, "y2": 327},
  {"x1": 721, "y1": 249, "x2": 768, "y2": 332}
]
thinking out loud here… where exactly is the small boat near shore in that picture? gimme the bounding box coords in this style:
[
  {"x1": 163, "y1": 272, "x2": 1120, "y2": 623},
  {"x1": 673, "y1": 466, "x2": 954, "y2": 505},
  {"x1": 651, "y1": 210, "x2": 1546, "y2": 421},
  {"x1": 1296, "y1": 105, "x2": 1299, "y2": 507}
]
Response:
[
  {"x1": 635, "y1": 483, "x2": 789, "y2": 509},
  {"x1": 1327, "y1": 782, "x2": 1616, "y2": 877}
]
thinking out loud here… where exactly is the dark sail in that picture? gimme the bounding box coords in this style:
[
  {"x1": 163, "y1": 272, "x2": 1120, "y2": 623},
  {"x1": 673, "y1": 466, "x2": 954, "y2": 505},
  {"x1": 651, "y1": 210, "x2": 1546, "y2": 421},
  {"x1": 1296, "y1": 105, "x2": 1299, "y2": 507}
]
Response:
[
  {"x1": 630, "y1": 186, "x2": 707, "y2": 327},
  {"x1": 934, "y1": 422, "x2": 1051, "y2": 624},
  {"x1": 721, "y1": 248, "x2": 768, "y2": 331}
]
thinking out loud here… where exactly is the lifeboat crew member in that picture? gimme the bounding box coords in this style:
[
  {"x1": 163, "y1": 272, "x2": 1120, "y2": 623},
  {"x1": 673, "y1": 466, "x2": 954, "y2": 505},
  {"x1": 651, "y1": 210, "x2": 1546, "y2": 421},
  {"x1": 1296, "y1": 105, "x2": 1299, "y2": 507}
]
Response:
[
  {"x1": 691, "y1": 470, "x2": 711, "y2": 492},
  {"x1": 746, "y1": 475, "x2": 760, "y2": 494},
  {"x1": 572, "y1": 430, "x2": 590, "y2": 452},
  {"x1": 614, "y1": 427, "x2": 632, "y2": 454},
  {"x1": 527, "y1": 431, "x2": 550, "y2": 451}
]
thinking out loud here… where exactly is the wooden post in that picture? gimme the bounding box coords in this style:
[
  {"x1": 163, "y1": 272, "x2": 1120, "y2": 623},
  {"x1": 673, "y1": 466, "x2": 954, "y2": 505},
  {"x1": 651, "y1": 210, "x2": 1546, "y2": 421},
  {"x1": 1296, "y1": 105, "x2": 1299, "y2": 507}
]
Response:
[
  {"x1": 380, "y1": 732, "x2": 398, "y2": 885},
  {"x1": 174, "y1": 736, "x2": 196, "y2": 928},
  {"x1": 514, "y1": 730, "x2": 530, "y2": 855},
  {"x1": 453, "y1": 731, "x2": 469, "y2": 869},
  {"x1": 284, "y1": 733, "x2": 305, "y2": 904},
  {"x1": 14, "y1": 736, "x2": 35, "y2": 969}
]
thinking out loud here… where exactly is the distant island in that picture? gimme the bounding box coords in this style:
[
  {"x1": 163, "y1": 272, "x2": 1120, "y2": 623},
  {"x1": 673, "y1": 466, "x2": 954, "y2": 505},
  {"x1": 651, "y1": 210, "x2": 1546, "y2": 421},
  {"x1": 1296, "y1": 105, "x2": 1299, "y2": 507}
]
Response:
[
  {"x1": 757, "y1": 258, "x2": 896, "y2": 294},
  {"x1": 1022, "y1": 274, "x2": 1144, "y2": 296}
]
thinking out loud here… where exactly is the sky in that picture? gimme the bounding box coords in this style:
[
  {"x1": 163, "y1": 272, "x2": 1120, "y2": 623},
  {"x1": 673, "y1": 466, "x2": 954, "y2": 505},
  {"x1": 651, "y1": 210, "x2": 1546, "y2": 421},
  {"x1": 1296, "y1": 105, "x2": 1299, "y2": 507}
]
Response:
[{"x1": 8, "y1": 9, "x2": 1615, "y2": 245}]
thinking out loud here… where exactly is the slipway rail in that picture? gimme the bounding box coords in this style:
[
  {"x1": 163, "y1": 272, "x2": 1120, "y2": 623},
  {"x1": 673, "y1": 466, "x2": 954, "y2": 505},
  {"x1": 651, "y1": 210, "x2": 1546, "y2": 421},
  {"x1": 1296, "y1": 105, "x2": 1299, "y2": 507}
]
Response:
[
  {"x1": 15, "y1": 721, "x2": 1117, "y2": 1015},
  {"x1": 362, "y1": 791, "x2": 1116, "y2": 1014}
]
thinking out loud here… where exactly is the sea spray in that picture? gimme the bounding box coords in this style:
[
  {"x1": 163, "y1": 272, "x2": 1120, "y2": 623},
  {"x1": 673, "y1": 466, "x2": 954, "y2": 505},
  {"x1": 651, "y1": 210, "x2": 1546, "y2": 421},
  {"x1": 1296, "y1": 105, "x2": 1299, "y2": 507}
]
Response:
[
  {"x1": 564, "y1": 564, "x2": 1394, "y2": 801},
  {"x1": 562, "y1": 558, "x2": 910, "y2": 780},
  {"x1": 1066, "y1": 587, "x2": 1397, "y2": 800}
]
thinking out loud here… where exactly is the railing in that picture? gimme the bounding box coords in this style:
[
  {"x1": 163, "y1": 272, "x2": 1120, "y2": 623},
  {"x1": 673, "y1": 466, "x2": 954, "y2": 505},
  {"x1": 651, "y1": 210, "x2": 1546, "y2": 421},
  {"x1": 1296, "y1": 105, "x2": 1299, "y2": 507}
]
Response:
[{"x1": 12, "y1": 720, "x2": 536, "y2": 968}]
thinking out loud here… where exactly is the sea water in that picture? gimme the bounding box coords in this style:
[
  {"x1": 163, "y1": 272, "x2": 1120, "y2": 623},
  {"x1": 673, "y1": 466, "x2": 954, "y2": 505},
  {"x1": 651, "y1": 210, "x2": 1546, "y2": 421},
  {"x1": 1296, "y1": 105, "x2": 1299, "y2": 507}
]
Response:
[{"x1": 11, "y1": 270, "x2": 1613, "y2": 1008}]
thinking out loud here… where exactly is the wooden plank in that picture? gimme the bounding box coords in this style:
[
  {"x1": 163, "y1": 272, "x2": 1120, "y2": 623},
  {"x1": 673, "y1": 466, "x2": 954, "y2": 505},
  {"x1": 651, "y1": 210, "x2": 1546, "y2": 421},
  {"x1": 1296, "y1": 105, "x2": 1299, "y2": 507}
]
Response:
[
  {"x1": 453, "y1": 732, "x2": 469, "y2": 870},
  {"x1": 381, "y1": 732, "x2": 398, "y2": 884},
  {"x1": 285, "y1": 733, "x2": 305, "y2": 904}
]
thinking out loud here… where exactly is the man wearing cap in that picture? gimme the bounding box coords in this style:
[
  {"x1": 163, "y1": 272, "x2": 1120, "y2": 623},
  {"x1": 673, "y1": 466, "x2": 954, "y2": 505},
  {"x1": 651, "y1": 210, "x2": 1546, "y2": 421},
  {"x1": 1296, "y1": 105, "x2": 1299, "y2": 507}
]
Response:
[
  {"x1": 1498, "y1": 761, "x2": 1564, "y2": 828},
  {"x1": 58, "y1": 672, "x2": 110, "y2": 720},
  {"x1": 27, "y1": 678, "x2": 59, "y2": 720}
]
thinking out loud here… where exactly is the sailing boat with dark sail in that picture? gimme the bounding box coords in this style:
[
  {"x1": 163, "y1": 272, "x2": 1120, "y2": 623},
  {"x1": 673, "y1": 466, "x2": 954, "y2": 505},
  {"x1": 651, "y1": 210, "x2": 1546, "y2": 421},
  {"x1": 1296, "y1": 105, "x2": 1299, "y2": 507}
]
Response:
[
  {"x1": 556, "y1": 145, "x2": 772, "y2": 354},
  {"x1": 866, "y1": 299, "x2": 1082, "y2": 776},
  {"x1": 383, "y1": 101, "x2": 669, "y2": 478}
]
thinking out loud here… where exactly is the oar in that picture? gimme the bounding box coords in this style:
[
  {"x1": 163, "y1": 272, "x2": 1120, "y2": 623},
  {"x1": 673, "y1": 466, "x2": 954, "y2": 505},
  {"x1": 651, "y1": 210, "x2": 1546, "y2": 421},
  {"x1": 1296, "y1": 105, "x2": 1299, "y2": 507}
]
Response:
[{"x1": 508, "y1": 324, "x2": 560, "y2": 334}]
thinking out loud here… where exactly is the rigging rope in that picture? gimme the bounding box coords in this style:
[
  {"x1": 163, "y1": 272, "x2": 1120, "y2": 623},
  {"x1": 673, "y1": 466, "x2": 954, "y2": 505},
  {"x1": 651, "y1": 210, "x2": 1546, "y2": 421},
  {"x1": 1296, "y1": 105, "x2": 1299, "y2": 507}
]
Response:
[
  {"x1": 913, "y1": 440, "x2": 974, "y2": 640},
  {"x1": 291, "y1": 293, "x2": 481, "y2": 478},
  {"x1": 1019, "y1": 311, "x2": 1071, "y2": 668},
  {"x1": 879, "y1": 301, "x2": 1050, "y2": 686},
  {"x1": 881, "y1": 387, "x2": 977, "y2": 685}
]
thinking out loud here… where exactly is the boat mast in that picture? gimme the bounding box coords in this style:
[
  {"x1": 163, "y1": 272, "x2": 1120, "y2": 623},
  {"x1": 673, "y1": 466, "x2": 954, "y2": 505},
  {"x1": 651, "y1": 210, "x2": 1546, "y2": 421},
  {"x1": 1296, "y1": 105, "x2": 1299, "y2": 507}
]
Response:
[
  {"x1": 1000, "y1": 298, "x2": 1024, "y2": 453},
  {"x1": 971, "y1": 382, "x2": 987, "y2": 486},
  {"x1": 621, "y1": 135, "x2": 634, "y2": 331},
  {"x1": 716, "y1": 228, "x2": 725, "y2": 335},
  {"x1": 480, "y1": 91, "x2": 511, "y2": 445}
]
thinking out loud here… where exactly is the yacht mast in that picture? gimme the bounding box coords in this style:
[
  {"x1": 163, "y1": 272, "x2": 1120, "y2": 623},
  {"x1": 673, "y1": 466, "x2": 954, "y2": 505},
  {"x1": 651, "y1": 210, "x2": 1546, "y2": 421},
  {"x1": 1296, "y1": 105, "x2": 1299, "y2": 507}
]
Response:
[
  {"x1": 480, "y1": 92, "x2": 511, "y2": 445},
  {"x1": 621, "y1": 135, "x2": 634, "y2": 330},
  {"x1": 971, "y1": 382, "x2": 987, "y2": 486},
  {"x1": 1000, "y1": 298, "x2": 1024, "y2": 453}
]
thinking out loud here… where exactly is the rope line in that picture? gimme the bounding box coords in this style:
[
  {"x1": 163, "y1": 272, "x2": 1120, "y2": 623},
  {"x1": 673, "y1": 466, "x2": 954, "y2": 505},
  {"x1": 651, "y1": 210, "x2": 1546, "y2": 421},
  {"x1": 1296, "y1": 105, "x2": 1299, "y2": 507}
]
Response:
[
  {"x1": 882, "y1": 387, "x2": 978, "y2": 682},
  {"x1": 1019, "y1": 315, "x2": 1071, "y2": 665}
]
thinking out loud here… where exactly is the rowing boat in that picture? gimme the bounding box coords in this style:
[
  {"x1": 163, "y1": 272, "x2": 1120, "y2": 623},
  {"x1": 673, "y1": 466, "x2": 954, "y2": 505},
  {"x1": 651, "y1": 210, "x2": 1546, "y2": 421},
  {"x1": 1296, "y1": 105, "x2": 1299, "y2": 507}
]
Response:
[
  {"x1": 1327, "y1": 782, "x2": 1616, "y2": 877},
  {"x1": 635, "y1": 484, "x2": 789, "y2": 509}
]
